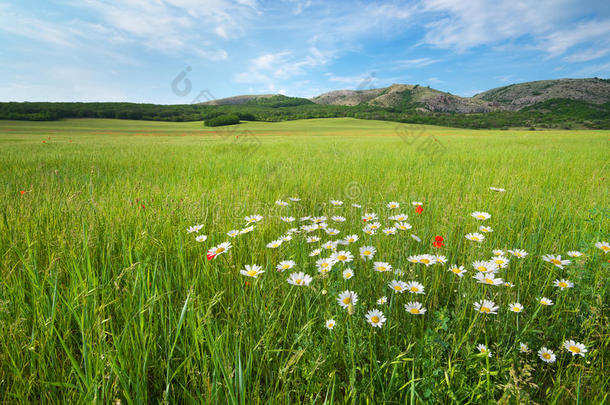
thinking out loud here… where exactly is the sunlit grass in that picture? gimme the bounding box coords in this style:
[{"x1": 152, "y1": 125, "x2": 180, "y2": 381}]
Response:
[{"x1": 0, "y1": 118, "x2": 608, "y2": 403}]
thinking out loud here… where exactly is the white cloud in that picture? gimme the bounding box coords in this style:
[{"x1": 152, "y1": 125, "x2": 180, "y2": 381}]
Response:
[
  {"x1": 394, "y1": 58, "x2": 440, "y2": 68},
  {"x1": 563, "y1": 48, "x2": 610, "y2": 63}
]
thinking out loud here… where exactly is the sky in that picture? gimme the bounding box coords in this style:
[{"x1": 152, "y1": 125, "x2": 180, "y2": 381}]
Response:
[{"x1": 1, "y1": 0, "x2": 610, "y2": 103}]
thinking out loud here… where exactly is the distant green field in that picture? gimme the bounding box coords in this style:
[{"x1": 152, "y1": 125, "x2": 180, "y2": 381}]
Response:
[{"x1": 0, "y1": 118, "x2": 608, "y2": 403}]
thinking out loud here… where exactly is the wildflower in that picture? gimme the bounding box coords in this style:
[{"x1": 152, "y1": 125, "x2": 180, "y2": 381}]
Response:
[
  {"x1": 392, "y1": 214, "x2": 409, "y2": 221},
  {"x1": 435, "y1": 255, "x2": 447, "y2": 264},
  {"x1": 474, "y1": 300, "x2": 499, "y2": 314},
  {"x1": 344, "y1": 234, "x2": 359, "y2": 244},
  {"x1": 309, "y1": 248, "x2": 322, "y2": 257},
  {"x1": 361, "y1": 212, "x2": 378, "y2": 222},
  {"x1": 474, "y1": 272, "x2": 504, "y2": 286},
  {"x1": 504, "y1": 281, "x2": 515, "y2": 288},
  {"x1": 508, "y1": 249, "x2": 528, "y2": 258},
  {"x1": 363, "y1": 227, "x2": 377, "y2": 236},
  {"x1": 240, "y1": 225, "x2": 254, "y2": 234},
  {"x1": 367, "y1": 222, "x2": 381, "y2": 230},
  {"x1": 240, "y1": 264, "x2": 264, "y2": 278},
  {"x1": 394, "y1": 222, "x2": 412, "y2": 231},
  {"x1": 567, "y1": 251, "x2": 583, "y2": 258},
  {"x1": 287, "y1": 272, "x2": 312, "y2": 286},
  {"x1": 187, "y1": 224, "x2": 204, "y2": 234},
  {"x1": 472, "y1": 261, "x2": 498, "y2": 273},
  {"x1": 595, "y1": 241, "x2": 610, "y2": 253},
  {"x1": 377, "y1": 296, "x2": 387, "y2": 305},
  {"x1": 337, "y1": 290, "x2": 358, "y2": 308},
  {"x1": 406, "y1": 281, "x2": 425, "y2": 294},
  {"x1": 387, "y1": 201, "x2": 400, "y2": 209},
  {"x1": 342, "y1": 268, "x2": 354, "y2": 279},
  {"x1": 539, "y1": 297, "x2": 554, "y2": 306},
  {"x1": 322, "y1": 241, "x2": 338, "y2": 250},
  {"x1": 509, "y1": 303, "x2": 524, "y2": 313},
  {"x1": 448, "y1": 265, "x2": 467, "y2": 277},
  {"x1": 553, "y1": 279, "x2": 574, "y2": 290},
  {"x1": 227, "y1": 230, "x2": 240, "y2": 238},
  {"x1": 300, "y1": 215, "x2": 311, "y2": 222},
  {"x1": 280, "y1": 234, "x2": 293, "y2": 243},
  {"x1": 538, "y1": 347, "x2": 556, "y2": 363},
  {"x1": 520, "y1": 343, "x2": 529, "y2": 353},
  {"x1": 316, "y1": 258, "x2": 336, "y2": 273},
  {"x1": 411, "y1": 234, "x2": 422, "y2": 243},
  {"x1": 325, "y1": 228, "x2": 340, "y2": 236},
  {"x1": 325, "y1": 319, "x2": 335, "y2": 330},
  {"x1": 331, "y1": 215, "x2": 346, "y2": 222},
  {"x1": 471, "y1": 211, "x2": 491, "y2": 220},
  {"x1": 465, "y1": 233, "x2": 485, "y2": 242},
  {"x1": 266, "y1": 240, "x2": 283, "y2": 249},
  {"x1": 365, "y1": 309, "x2": 386, "y2": 328},
  {"x1": 359, "y1": 246, "x2": 376, "y2": 260},
  {"x1": 288, "y1": 197, "x2": 301, "y2": 202},
  {"x1": 477, "y1": 344, "x2": 492, "y2": 357},
  {"x1": 207, "y1": 242, "x2": 232, "y2": 260},
  {"x1": 389, "y1": 280, "x2": 408, "y2": 293},
  {"x1": 312, "y1": 216, "x2": 327, "y2": 224},
  {"x1": 275, "y1": 200, "x2": 288, "y2": 206},
  {"x1": 433, "y1": 235, "x2": 444, "y2": 248},
  {"x1": 415, "y1": 205, "x2": 423, "y2": 214},
  {"x1": 563, "y1": 340, "x2": 587, "y2": 357},
  {"x1": 281, "y1": 216, "x2": 295, "y2": 222},
  {"x1": 306, "y1": 236, "x2": 321, "y2": 243},
  {"x1": 374, "y1": 262, "x2": 392, "y2": 272},
  {"x1": 330, "y1": 199, "x2": 343, "y2": 206},
  {"x1": 490, "y1": 186, "x2": 506, "y2": 192},
  {"x1": 405, "y1": 301, "x2": 426, "y2": 315},
  {"x1": 195, "y1": 235, "x2": 207, "y2": 243},
  {"x1": 542, "y1": 254, "x2": 571, "y2": 269},
  {"x1": 382, "y1": 227, "x2": 397, "y2": 235},
  {"x1": 332, "y1": 250, "x2": 354, "y2": 263},
  {"x1": 411, "y1": 201, "x2": 423, "y2": 206},
  {"x1": 276, "y1": 260, "x2": 296, "y2": 272},
  {"x1": 352, "y1": 203, "x2": 362, "y2": 208},
  {"x1": 245, "y1": 214, "x2": 263, "y2": 224},
  {"x1": 493, "y1": 249, "x2": 505, "y2": 256},
  {"x1": 491, "y1": 256, "x2": 509, "y2": 268},
  {"x1": 479, "y1": 226, "x2": 493, "y2": 233}
]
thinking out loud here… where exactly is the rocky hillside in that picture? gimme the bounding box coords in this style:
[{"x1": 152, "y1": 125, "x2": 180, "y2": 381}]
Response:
[
  {"x1": 202, "y1": 78, "x2": 610, "y2": 113},
  {"x1": 473, "y1": 78, "x2": 610, "y2": 110}
]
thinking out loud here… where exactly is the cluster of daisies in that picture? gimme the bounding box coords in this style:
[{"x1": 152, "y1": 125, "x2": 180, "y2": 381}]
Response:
[{"x1": 186, "y1": 197, "x2": 609, "y2": 363}]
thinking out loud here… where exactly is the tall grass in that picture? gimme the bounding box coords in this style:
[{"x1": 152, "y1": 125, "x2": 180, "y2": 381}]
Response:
[{"x1": 0, "y1": 118, "x2": 608, "y2": 403}]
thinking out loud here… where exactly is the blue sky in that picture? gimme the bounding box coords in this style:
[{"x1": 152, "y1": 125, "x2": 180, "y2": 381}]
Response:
[{"x1": 1, "y1": 0, "x2": 609, "y2": 103}]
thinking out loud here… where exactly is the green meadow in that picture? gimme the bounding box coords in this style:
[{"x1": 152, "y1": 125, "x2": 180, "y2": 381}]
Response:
[{"x1": 0, "y1": 118, "x2": 608, "y2": 403}]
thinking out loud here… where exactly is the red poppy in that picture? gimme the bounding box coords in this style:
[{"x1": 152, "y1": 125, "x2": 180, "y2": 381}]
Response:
[
  {"x1": 245, "y1": 281, "x2": 250, "y2": 286},
  {"x1": 42, "y1": 141, "x2": 46, "y2": 143},
  {"x1": 207, "y1": 251, "x2": 216, "y2": 261},
  {"x1": 433, "y1": 240, "x2": 444, "y2": 248},
  {"x1": 415, "y1": 205, "x2": 423, "y2": 214},
  {"x1": 20, "y1": 190, "x2": 25, "y2": 195},
  {"x1": 435, "y1": 236, "x2": 444, "y2": 242}
]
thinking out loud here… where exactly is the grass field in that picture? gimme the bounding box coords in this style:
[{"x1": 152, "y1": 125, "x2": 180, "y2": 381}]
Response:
[{"x1": 0, "y1": 118, "x2": 609, "y2": 403}]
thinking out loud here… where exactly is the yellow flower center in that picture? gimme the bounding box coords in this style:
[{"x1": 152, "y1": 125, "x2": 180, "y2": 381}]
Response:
[
  {"x1": 321, "y1": 263, "x2": 328, "y2": 268},
  {"x1": 568, "y1": 346, "x2": 580, "y2": 353},
  {"x1": 378, "y1": 266, "x2": 386, "y2": 271},
  {"x1": 601, "y1": 246, "x2": 610, "y2": 251},
  {"x1": 338, "y1": 255, "x2": 347, "y2": 261},
  {"x1": 410, "y1": 308, "x2": 419, "y2": 314},
  {"x1": 480, "y1": 306, "x2": 491, "y2": 313},
  {"x1": 216, "y1": 247, "x2": 225, "y2": 253},
  {"x1": 512, "y1": 307, "x2": 521, "y2": 312},
  {"x1": 550, "y1": 259, "x2": 561, "y2": 265},
  {"x1": 420, "y1": 259, "x2": 430, "y2": 264},
  {"x1": 451, "y1": 268, "x2": 460, "y2": 274},
  {"x1": 542, "y1": 352, "x2": 551, "y2": 360},
  {"x1": 364, "y1": 251, "x2": 371, "y2": 255},
  {"x1": 247, "y1": 270, "x2": 257, "y2": 277},
  {"x1": 410, "y1": 287, "x2": 419, "y2": 292},
  {"x1": 371, "y1": 316, "x2": 379, "y2": 323},
  {"x1": 484, "y1": 278, "x2": 494, "y2": 284},
  {"x1": 477, "y1": 215, "x2": 486, "y2": 219},
  {"x1": 477, "y1": 266, "x2": 487, "y2": 271},
  {"x1": 343, "y1": 297, "x2": 351, "y2": 304},
  {"x1": 472, "y1": 236, "x2": 479, "y2": 241},
  {"x1": 393, "y1": 286, "x2": 402, "y2": 291},
  {"x1": 295, "y1": 279, "x2": 302, "y2": 285},
  {"x1": 559, "y1": 282, "x2": 568, "y2": 288}
]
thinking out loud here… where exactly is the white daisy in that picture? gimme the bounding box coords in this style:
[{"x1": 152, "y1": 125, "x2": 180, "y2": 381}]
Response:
[
  {"x1": 330, "y1": 199, "x2": 343, "y2": 206},
  {"x1": 377, "y1": 296, "x2": 387, "y2": 305},
  {"x1": 477, "y1": 344, "x2": 492, "y2": 357},
  {"x1": 471, "y1": 211, "x2": 491, "y2": 220},
  {"x1": 474, "y1": 300, "x2": 499, "y2": 314},
  {"x1": 404, "y1": 301, "x2": 426, "y2": 315},
  {"x1": 539, "y1": 297, "x2": 554, "y2": 306},
  {"x1": 187, "y1": 224, "x2": 204, "y2": 234},
  {"x1": 394, "y1": 222, "x2": 412, "y2": 231},
  {"x1": 553, "y1": 279, "x2": 574, "y2": 290},
  {"x1": 266, "y1": 239, "x2": 283, "y2": 249},
  {"x1": 316, "y1": 258, "x2": 336, "y2": 273},
  {"x1": 332, "y1": 250, "x2": 354, "y2": 263},
  {"x1": 542, "y1": 254, "x2": 571, "y2": 269},
  {"x1": 479, "y1": 226, "x2": 493, "y2": 233},
  {"x1": 240, "y1": 264, "x2": 264, "y2": 278},
  {"x1": 411, "y1": 234, "x2": 422, "y2": 243},
  {"x1": 406, "y1": 281, "x2": 425, "y2": 294},
  {"x1": 287, "y1": 272, "x2": 312, "y2": 286},
  {"x1": 331, "y1": 215, "x2": 346, "y2": 222},
  {"x1": 374, "y1": 262, "x2": 392, "y2": 273},
  {"x1": 309, "y1": 248, "x2": 322, "y2": 257},
  {"x1": 227, "y1": 230, "x2": 240, "y2": 238},
  {"x1": 595, "y1": 241, "x2": 610, "y2": 253},
  {"x1": 448, "y1": 265, "x2": 467, "y2": 277},
  {"x1": 365, "y1": 309, "x2": 386, "y2": 328},
  {"x1": 306, "y1": 236, "x2": 321, "y2": 243},
  {"x1": 388, "y1": 280, "x2": 408, "y2": 293},
  {"x1": 465, "y1": 233, "x2": 485, "y2": 242},
  {"x1": 275, "y1": 200, "x2": 289, "y2": 206},
  {"x1": 276, "y1": 260, "x2": 296, "y2": 272},
  {"x1": 566, "y1": 251, "x2": 583, "y2": 258},
  {"x1": 361, "y1": 212, "x2": 378, "y2": 222},
  {"x1": 508, "y1": 249, "x2": 528, "y2": 258},
  {"x1": 281, "y1": 216, "x2": 295, "y2": 222},
  {"x1": 382, "y1": 227, "x2": 397, "y2": 235},
  {"x1": 538, "y1": 347, "x2": 556, "y2": 363},
  {"x1": 344, "y1": 234, "x2": 359, "y2": 244},
  {"x1": 195, "y1": 234, "x2": 208, "y2": 243},
  {"x1": 337, "y1": 290, "x2": 358, "y2": 309},
  {"x1": 508, "y1": 303, "x2": 524, "y2": 313},
  {"x1": 474, "y1": 272, "x2": 504, "y2": 286},
  {"x1": 342, "y1": 268, "x2": 354, "y2": 279},
  {"x1": 563, "y1": 340, "x2": 587, "y2": 357},
  {"x1": 387, "y1": 201, "x2": 400, "y2": 209},
  {"x1": 325, "y1": 319, "x2": 335, "y2": 330},
  {"x1": 359, "y1": 246, "x2": 376, "y2": 260}
]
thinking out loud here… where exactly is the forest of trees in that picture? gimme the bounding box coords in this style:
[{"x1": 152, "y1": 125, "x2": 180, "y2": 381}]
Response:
[{"x1": 1, "y1": 98, "x2": 609, "y2": 129}]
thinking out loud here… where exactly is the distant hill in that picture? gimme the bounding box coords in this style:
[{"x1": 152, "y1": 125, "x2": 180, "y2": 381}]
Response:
[
  {"x1": 473, "y1": 78, "x2": 610, "y2": 110},
  {"x1": 202, "y1": 94, "x2": 314, "y2": 107}
]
